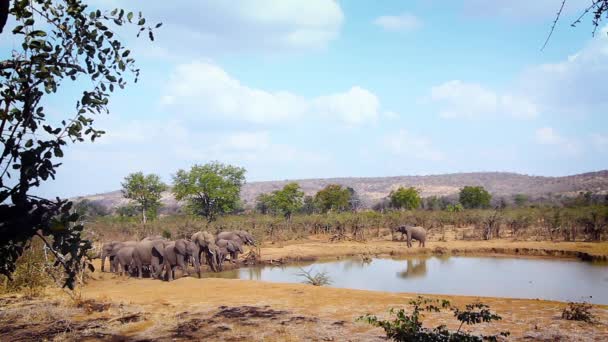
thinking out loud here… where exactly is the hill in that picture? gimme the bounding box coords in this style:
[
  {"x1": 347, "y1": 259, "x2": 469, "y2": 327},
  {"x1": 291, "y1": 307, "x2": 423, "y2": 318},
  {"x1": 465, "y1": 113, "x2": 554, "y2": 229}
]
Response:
[{"x1": 74, "y1": 170, "x2": 608, "y2": 212}]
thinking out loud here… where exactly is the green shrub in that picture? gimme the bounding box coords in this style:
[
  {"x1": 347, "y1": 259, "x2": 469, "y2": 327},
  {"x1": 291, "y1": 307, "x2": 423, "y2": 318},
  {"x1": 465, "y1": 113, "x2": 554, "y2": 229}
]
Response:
[
  {"x1": 561, "y1": 302, "x2": 596, "y2": 323},
  {"x1": 358, "y1": 296, "x2": 509, "y2": 342}
]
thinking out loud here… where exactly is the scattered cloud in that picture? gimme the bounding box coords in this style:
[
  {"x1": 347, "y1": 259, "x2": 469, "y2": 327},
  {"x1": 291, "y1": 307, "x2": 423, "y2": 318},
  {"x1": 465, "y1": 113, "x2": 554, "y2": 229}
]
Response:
[
  {"x1": 373, "y1": 13, "x2": 422, "y2": 32},
  {"x1": 383, "y1": 129, "x2": 444, "y2": 161},
  {"x1": 462, "y1": 0, "x2": 588, "y2": 20},
  {"x1": 518, "y1": 25, "x2": 608, "y2": 117},
  {"x1": 429, "y1": 80, "x2": 538, "y2": 119},
  {"x1": 535, "y1": 127, "x2": 580, "y2": 155},
  {"x1": 162, "y1": 61, "x2": 382, "y2": 126},
  {"x1": 312, "y1": 86, "x2": 380, "y2": 125},
  {"x1": 101, "y1": 0, "x2": 344, "y2": 55}
]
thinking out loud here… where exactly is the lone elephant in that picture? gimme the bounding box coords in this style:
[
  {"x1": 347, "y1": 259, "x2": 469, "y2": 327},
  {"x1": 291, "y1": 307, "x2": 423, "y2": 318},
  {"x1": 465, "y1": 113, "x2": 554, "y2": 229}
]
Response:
[{"x1": 396, "y1": 225, "x2": 427, "y2": 248}]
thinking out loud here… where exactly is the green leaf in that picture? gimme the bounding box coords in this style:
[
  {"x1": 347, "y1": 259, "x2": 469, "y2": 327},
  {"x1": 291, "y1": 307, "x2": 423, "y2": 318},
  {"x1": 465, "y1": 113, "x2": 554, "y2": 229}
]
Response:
[{"x1": 127, "y1": 12, "x2": 133, "y2": 21}]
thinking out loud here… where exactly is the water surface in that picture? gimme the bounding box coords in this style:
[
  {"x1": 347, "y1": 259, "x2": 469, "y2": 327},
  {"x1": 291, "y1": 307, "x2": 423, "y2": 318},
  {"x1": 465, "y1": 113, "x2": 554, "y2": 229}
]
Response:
[{"x1": 206, "y1": 256, "x2": 608, "y2": 304}]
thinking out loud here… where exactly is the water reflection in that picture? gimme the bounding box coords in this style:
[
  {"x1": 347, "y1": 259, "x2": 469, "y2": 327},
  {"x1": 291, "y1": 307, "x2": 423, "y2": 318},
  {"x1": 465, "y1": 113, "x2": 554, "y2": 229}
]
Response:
[
  {"x1": 397, "y1": 259, "x2": 427, "y2": 279},
  {"x1": 204, "y1": 256, "x2": 608, "y2": 304}
]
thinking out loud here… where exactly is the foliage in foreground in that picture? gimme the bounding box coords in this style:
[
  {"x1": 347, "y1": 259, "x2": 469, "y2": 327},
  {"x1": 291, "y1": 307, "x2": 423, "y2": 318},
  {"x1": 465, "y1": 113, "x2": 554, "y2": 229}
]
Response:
[
  {"x1": 296, "y1": 267, "x2": 332, "y2": 286},
  {"x1": 562, "y1": 302, "x2": 597, "y2": 323},
  {"x1": 0, "y1": 0, "x2": 157, "y2": 288},
  {"x1": 359, "y1": 296, "x2": 509, "y2": 342}
]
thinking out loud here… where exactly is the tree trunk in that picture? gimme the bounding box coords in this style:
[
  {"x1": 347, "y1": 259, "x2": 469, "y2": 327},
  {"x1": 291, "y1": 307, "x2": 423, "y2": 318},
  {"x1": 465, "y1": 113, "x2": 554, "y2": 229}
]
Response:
[{"x1": 142, "y1": 207, "x2": 147, "y2": 225}]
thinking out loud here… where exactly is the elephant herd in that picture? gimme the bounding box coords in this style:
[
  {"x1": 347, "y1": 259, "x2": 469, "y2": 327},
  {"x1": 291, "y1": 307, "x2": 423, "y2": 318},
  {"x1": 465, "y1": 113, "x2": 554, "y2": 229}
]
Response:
[{"x1": 100, "y1": 230, "x2": 255, "y2": 281}]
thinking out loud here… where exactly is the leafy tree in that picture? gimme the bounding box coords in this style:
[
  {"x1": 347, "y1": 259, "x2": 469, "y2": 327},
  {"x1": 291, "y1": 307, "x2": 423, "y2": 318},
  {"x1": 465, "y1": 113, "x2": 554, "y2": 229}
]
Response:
[
  {"x1": 314, "y1": 184, "x2": 351, "y2": 213},
  {"x1": 72, "y1": 199, "x2": 109, "y2": 218},
  {"x1": 446, "y1": 203, "x2": 464, "y2": 213},
  {"x1": 172, "y1": 162, "x2": 246, "y2": 222},
  {"x1": 269, "y1": 182, "x2": 304, "y2": 220},
  {"x1": 121, "y1": 172, "x2": 166, "y2": 224},
  {"x1": 459, "y1": 186, "x2": 492, "y2": 209},
  {"x1": 255, "y1": 193, "x2": 274, "y2": 215},
  {"x1": 424, "y1": 196, "x2": 441, "y2": 211},
  {"x1": 513, "y1": 194, "x2": 528, "y2": 207},
  {"x1": 389, "y1": 187, "x2": 421, "y2": 210},
  {"x1": 0, "y1": 0, "x2": 157, "y2": 288},
  {"x1": 347, "y1": 186, "x2": 361, "y2": 211},
  {"x1": 300, "y1": 195, "x2": 316, "y2": 215}
]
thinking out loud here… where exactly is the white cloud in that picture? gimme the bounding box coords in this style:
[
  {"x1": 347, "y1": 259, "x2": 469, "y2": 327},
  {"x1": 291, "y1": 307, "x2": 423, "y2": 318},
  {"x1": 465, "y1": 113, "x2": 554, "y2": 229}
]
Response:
[
  {"x1": 162, "y1": 61, "x2": 382, "y2": 125},
  {"x1": 462, "y1": 0, "x2": 588, "y2": 20},
  {"x1": 383, "y1": 110, "x2": 400, "y2": 120},
  {"x1": 535, "y1": 127, "x2": 580, "y2": 155},
  {"x1": 430, "y1": 80, "x2": 538, "y2": 119},
  {"x1": 518, "y1": 25, "x2": 608, "y2": 117},
  {"x1": 374, "y1": 13, "x2": 422, "y2": 32},
  {"x1": 383, "y1": 129, "x2": 444, "y2": 161},
  {"x1": 107, "y1": 0, "x2": 344, "y2": 55},
  {"x1": 313, "y1": 86, "x2": 380, "y2": 125}
]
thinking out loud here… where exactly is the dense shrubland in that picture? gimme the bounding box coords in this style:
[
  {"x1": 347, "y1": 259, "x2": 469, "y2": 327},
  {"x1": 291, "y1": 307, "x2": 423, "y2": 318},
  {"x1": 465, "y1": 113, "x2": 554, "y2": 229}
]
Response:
[{"x1": 82, "y1": 205, "x2": 608, "y2": 245}]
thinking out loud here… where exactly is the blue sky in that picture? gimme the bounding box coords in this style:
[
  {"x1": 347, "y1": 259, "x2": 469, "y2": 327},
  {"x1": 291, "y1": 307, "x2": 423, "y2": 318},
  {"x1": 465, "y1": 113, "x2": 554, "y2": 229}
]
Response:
[{"x1": 5, "y1": 0, "x2": 606, "y2": 198}]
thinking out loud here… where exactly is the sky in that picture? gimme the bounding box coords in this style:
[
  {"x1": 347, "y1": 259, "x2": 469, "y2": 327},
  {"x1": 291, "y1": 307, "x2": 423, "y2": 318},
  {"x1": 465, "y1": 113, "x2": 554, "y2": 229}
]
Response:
[{"x1": 2, "y1": 0, "x2": 607, "y2": 198}]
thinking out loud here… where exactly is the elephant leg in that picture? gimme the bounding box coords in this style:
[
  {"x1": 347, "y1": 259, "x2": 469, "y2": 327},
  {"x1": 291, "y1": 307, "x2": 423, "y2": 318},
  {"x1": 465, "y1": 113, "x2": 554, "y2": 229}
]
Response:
[
  {"x1": 136, "y1": 260, "x2": 143, "y2": 278},
  {"x1": 101, "y1": 255, "x2": 106, "y2": 272},
  {"x1": 177, "y1": 255, "x2": 189, "y2": 276}
]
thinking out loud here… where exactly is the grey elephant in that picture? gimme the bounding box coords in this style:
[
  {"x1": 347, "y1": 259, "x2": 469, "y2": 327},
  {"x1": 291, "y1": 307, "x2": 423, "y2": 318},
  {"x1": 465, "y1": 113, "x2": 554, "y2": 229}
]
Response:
[
  {"x1": 106, "y1": 240, "x2": 137, "y2": 272},
  {"x1": 216, "y1": 239, "x2": 243, "y2": 270},
  {"x1": 217, "y1": 230, "x2": 255, "y2": 246},
  {"x1": 163, "y1": 239, "x2": 201, "y2": 281},
  {"x1": 100, "y1": 241, "x2": 119, "y2": 272},
  {"x1": 112, "y1": 245, "x2": 136, "y2": 276},
  {"x1": 191, "y1": 231, "x2": 220, "y2": 272},
  {"x1": 132, "y1": 239, "x2": 166, "y2": 278},
  {"x1": 396, "y1": 225, "x2": 427, "y2": 247}
]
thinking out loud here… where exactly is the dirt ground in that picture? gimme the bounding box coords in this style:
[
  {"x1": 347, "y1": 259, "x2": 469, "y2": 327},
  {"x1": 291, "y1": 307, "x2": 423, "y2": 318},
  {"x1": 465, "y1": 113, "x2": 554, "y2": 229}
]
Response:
[{"x1": 2, "y1": 238, "x2": 608, "y2": 341}]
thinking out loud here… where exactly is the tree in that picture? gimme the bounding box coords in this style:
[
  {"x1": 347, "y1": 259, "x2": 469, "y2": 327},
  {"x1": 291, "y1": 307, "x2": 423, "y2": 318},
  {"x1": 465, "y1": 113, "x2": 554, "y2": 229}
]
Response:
[
  {"x1": 389, "y1": 187, "x2": 421, "y2": 210},
  {"x1": 543, "y1": 0, "x2": 608, "y2": 49},
  {"x1": 172, "y1": 162, "x2": 246, "y2": 222},
  {"x1": 269, "y1": 182, "x2": 304, "y2": 220},
  {"x1": 459, "y1": 186, "x2": 492, "y2": 209},
  {"x1": 314, "y1": 184, "x2": 351, "y2": 213},
  {"x1": 0, "y1": 0, "x2": 157, "y2": 288},
  {"x1": 347, "y1": 186, "x2": 361, "y2": 211},
  {"x1": 513, "y1": 194, "x2": 528, "y2": 207},
  {"x1": 121, "y1": 172, "x2": 166, "y2": 224},
  {"x1": 300, "y1": 195, "x2": 316, "y2": 215},
  {"x1": 255, "y1": 193, "x2": 273, "y2": 215}
]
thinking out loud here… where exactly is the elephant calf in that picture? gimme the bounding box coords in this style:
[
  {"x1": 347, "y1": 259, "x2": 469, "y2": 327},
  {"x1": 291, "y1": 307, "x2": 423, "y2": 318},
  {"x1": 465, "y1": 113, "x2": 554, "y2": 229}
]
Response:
[
  {"x1": 112, "y1": 246, "x2": 136, "y2": 276},
  {"x1": 396, "y1": 225, "x2": 427, "y2": 248}
]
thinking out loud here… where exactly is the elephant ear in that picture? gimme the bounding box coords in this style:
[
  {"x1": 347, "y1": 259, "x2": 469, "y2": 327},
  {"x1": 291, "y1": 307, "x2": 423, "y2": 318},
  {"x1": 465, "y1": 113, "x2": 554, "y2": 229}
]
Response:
[{"x1": 226, "y1": 242, "x2": 237, "y2": 253}]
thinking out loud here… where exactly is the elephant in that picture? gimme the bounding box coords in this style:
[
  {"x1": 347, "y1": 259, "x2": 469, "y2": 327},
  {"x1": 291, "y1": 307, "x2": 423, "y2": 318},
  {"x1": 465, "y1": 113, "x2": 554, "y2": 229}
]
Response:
[
  {"x1": 100, "y1": 241, "x2": 119, "y2": 272},
  {"x1": 132, "y1": 239, "x2": 166, "y2": 278},
  {"x1": 112, "y1": 245, "x2": 136, "y2": 276},
  {"x1": 106, "y1": 240, "x2": 137, "y2": 272},
  {"x1": 163, "y1": 239, "x2": 201, "y2": 281},
  {"x1": 396, "y1": 225, "x2": 427, "y2": 248},
  {"x1": 142, "y1": 235, "x2": 166, "y2": 242},
  {"x1": 191, "y1": 231, "x2": 220, "y2": 272},
  {"x1": 215, "y1": 239, "x2": 243, "y2": 270},
  {"x1": 217, "y1": 230, "x2": 255, "y2": 246}
]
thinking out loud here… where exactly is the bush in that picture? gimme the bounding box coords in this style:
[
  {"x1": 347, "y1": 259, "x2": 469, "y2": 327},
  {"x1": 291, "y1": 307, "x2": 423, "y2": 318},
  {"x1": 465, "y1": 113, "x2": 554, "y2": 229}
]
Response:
[
  {"x1": 296, "y1": 267, "x2": 331, "y2": 286},
  {"x1": 561, "y1": 302, "x2": 596, "y2": 323},
  {"x1": 358, "y1": 296, "x2": 509, "y2": 342}
]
